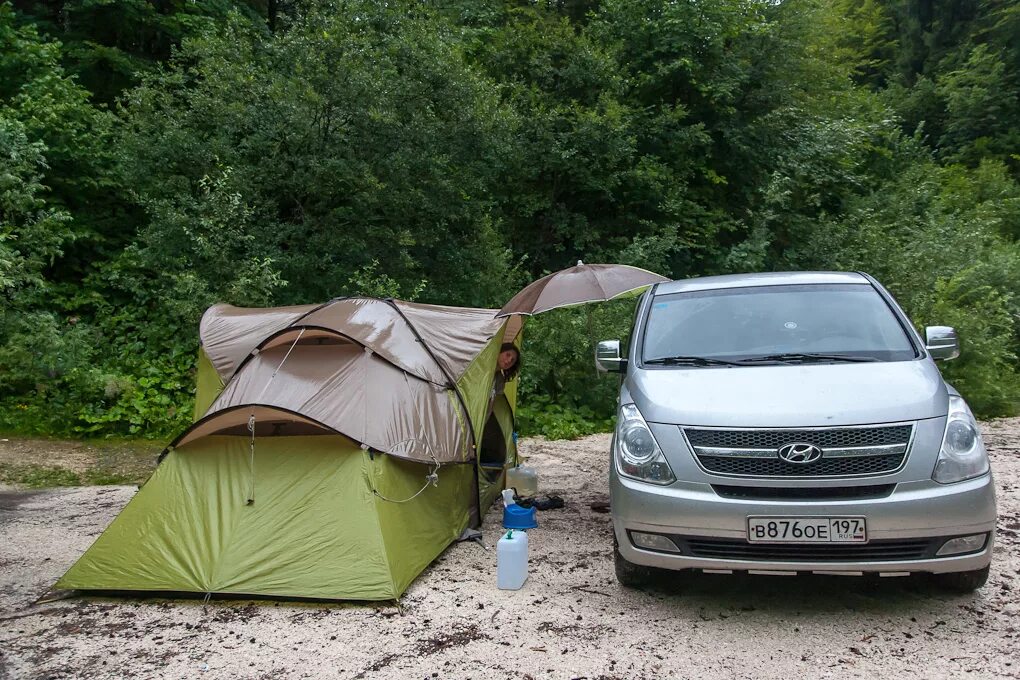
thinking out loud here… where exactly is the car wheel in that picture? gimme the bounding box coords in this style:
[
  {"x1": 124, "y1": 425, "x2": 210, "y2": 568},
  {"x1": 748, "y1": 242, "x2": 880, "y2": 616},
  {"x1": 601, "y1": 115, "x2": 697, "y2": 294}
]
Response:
[
  {"x1": 932, "y1": 565, "x2": 990, "y2": 593},
  {"x1": 613, "y1": 534, "x2": 655, "y2": 588}
]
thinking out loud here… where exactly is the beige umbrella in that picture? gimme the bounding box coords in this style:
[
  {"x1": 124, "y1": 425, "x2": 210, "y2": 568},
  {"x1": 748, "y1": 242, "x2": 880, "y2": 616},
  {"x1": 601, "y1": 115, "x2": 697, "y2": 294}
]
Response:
[{"x1": 496, "y1": 261, "x2": 669, "y2": 318}]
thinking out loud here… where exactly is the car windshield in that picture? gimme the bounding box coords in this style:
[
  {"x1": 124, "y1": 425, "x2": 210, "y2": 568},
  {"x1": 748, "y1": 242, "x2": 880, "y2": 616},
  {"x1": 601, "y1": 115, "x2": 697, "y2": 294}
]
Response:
[{"x1": 642, "y1": 283, "x2": 917, "y2": 365}]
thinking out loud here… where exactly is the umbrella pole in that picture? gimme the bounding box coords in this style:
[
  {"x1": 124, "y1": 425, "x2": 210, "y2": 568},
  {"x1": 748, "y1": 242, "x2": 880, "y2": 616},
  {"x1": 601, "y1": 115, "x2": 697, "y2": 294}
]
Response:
[{"x1": 586, "y1": 307, "x2": 597, "y2": 376}]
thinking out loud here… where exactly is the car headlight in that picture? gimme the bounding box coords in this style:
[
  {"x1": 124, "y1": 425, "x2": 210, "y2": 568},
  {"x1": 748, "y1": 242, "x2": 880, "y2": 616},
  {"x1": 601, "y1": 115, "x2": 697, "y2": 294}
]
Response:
[
  {"x1": 615, "y1": 403, "x2": 675, "y2": 485},
  {"x1": 933, "y1": 396, "x2": 990, "y2": 484}
]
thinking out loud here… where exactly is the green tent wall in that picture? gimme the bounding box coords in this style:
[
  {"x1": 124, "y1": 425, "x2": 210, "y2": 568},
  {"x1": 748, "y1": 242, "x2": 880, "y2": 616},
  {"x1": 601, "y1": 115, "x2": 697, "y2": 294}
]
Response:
[{"x1": 57, "y1": 435, "x2": 478, "y2": 599}]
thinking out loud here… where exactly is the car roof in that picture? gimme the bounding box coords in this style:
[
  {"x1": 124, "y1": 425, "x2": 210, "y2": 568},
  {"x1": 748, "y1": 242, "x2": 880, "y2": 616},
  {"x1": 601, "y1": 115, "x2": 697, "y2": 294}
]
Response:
[{"x1": 654, "y1": 271, "x2": 870, "y2": 296}]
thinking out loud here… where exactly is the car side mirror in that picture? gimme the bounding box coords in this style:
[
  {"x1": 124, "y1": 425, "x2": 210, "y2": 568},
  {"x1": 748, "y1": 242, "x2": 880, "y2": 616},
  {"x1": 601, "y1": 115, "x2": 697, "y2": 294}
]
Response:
[
  {"x1": 596, "y1": 339, "x2": 627, "y2": 373},
  {"x1": 926, "y1": 326, "x2": 960, "y2": 361}
]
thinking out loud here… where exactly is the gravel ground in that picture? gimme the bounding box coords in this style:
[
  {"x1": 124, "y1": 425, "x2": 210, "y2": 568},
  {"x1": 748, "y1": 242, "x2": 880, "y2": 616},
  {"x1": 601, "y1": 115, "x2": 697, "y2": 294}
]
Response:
[{"x1": 1, "y1": 419, "x2": 1018, "y2": 679}]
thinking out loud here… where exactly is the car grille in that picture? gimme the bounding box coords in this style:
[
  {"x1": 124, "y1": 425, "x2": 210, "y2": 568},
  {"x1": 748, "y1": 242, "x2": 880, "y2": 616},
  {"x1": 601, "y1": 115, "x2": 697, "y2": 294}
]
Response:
[
  {"x1": 686, "y1": 425, "x2": 912, "y2": 449},
  {"x1": 675, "y1": 536, "x2": 935, "y2": 562},
  {"x1": 711, "y1": 484, "x2": 896, "y2": 501},
  {"x1": 684, "y1": 425, "x2": 913, "y2": 478},
  {"x1": 698, "y1": 454, "x2": 905, "y2": 477}
]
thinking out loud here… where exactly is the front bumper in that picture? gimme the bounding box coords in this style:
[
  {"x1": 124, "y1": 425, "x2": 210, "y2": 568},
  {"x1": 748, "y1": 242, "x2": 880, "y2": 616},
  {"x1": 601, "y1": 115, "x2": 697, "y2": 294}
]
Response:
[{"x1": 611, "y1": 470, "x2": 997, "y2": 575}]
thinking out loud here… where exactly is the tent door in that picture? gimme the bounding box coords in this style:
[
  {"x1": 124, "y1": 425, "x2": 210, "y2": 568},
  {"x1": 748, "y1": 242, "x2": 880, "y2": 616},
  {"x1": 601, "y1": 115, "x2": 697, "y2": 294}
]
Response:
[
  {"x1": 479, "y1": 412, "x2": 507, "y2": 483},
  {"x1": 476, "y1": 394, "x2": 516, "y2": 515}
]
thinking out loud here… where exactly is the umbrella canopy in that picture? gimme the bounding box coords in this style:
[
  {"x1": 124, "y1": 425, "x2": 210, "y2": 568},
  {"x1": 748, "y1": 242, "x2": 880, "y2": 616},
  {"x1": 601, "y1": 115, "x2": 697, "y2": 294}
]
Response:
[{"x1": 496, "y1": 261, "x2": 669, "y2": 318}]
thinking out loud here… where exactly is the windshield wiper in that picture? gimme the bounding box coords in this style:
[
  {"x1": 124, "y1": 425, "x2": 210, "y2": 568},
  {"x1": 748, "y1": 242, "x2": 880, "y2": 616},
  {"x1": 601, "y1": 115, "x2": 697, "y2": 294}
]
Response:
[
  {"x1": 644, "y1": 355, "x2": 746, "y2": 367},
  {"x1": 738, "y1": 352, "x2": 880, "y2": 364}
]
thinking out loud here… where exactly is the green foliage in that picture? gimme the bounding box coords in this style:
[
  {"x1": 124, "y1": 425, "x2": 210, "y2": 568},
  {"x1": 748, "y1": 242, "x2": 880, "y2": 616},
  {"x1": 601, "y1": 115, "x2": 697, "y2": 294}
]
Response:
[
  {"x1": 517, "y1": 395, "x2": 614, "y2": 440},
  {"x1": 830, "y1": 0, "x2": 897, "y2": 87},
  {"x1": 0, "y1": 117, "x2": 72, "y2": 299},
  {"x1": 929, "y1": 270, "x2": 1019, "y2": 415},
  {"x1": 828, "y1": 0, "x2": 1020, "y2": 179},
  {"x1": 786, "y1": 160, "x2": 1020, "y2": 416},
  {"x1": 12, "y1": 0, "x2": 267, "y2": 103},
  {"x1": 0, "y1": 310, "x2": 195, "y2": 436},
  {"x1": 516, "y1": 297, "x2": 636, "y2": 434},
  {"x1": 1, "y1": 4, "x2": 119, "y2": 280},
  {"x1": 937, "y1": 44, "x2": 1020, "y2": 169},
  {"x1": 116, "y1": 7, "x2": 515, "y2": 308},
  {"x1": 116, "y1": 165, "x2": 287, "y2": 330}
]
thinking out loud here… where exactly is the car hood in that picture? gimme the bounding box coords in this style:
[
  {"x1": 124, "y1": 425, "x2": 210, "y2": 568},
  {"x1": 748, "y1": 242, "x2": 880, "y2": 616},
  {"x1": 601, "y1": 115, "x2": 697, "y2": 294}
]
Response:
[{"x1": 627, "y1": 360, "x2": 948, "y2": 427}]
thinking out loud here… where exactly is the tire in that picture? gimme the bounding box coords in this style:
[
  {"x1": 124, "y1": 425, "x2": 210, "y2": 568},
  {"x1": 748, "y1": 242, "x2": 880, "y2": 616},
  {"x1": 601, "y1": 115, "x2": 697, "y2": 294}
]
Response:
[
  {"x1": 932, "y1": 565, "x2": 990, "y2": 593},
  {"x1": 613, "y1": 535, "x2": 655, "y2": 588}
]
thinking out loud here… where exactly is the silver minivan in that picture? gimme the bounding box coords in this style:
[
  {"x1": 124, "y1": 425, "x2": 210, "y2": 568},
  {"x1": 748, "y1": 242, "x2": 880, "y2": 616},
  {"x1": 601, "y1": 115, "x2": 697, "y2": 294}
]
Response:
[{"x1": 596, "y1": 272, "x2": 996, "y2": 592}]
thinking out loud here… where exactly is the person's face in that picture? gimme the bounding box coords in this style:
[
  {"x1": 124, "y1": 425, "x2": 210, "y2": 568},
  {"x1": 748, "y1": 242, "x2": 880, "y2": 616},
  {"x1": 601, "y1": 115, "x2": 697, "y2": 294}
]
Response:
[{"x1": 498, "y1": 349, "x2": 518, "y2": 372}]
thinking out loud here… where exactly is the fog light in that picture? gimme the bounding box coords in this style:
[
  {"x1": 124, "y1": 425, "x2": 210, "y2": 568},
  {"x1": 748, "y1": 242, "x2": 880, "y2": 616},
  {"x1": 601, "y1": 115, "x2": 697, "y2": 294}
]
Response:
[
  {"x1": 630, "y1": 531, "x2": 680, "y2": 553},
  {"x1": 936, "y1": 534, "x2": 987, "y2": 556}
]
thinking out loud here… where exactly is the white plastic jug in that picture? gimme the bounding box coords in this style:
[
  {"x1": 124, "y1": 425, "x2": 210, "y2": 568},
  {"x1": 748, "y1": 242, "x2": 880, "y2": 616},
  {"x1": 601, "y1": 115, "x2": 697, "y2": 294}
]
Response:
[
  {"x1": 497, "y1": 529, "x2": 529, "y2": 590},
  {"x1": 507, "y1": 465, "x2": 538, "y2": 496}
]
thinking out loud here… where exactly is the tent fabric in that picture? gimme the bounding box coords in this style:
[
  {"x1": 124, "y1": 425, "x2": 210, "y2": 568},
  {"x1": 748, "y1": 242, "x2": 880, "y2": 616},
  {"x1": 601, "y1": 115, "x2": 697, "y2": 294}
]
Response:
[
  {"x1": 296, "y1": 300, "x2": 447, "y2": 384},
  {"x1": 59, "y1": 291, "x2": 533, "y2": 602},
  {"x1": 57, "y1": 435, "x2": 473, "y2": 600},
  {"x1": 455, "y1": 332, "x2": 502, "y2": 455},
  {"x1": 199, "y1": 303, "x2": 321, "y2": 380},
  {"x1": 200, "y1": 298, "x2": 504, "y2": 387},
  {"x1": 394, "y1": 301, "x2": 507, "y2": 379},
  {"x1": 477, "y1": 394, "x2": 516, "y2": 513},
  {"x1": 174, "y1": 405, "x2": 334, "y2": 442},
  {"x1": 193, "y1": 347, "x2": 224, "y2": 421},
  {"x1": 185, "y1": 297, "x2": 507, "y2": 465},
  {"x1": 177, "y1": 343, "x2": 468, "y2": 464},
  {"x1": 372, "y1": 452, "x2": 475, "y2": 595}
]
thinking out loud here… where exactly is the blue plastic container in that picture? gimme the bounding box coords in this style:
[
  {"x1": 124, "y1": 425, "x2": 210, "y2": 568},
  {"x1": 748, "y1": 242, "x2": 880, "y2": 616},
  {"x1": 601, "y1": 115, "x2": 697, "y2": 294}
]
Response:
[{"x1": 502, "y1": 503, "x2": 538, "y2": 530}]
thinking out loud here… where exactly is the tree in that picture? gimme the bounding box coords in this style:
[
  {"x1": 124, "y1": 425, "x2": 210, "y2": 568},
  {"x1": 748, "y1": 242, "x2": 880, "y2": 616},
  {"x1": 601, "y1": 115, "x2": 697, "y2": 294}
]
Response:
[
  {"x1": 0, "y1": 117, "x2": 71, "y2": 306},
  {"x1": 10, "y1": 0, "x2": 267, "y2": 103},
  {"x1": 115, "y1": 6, "x2": 515, "y2": 310}
]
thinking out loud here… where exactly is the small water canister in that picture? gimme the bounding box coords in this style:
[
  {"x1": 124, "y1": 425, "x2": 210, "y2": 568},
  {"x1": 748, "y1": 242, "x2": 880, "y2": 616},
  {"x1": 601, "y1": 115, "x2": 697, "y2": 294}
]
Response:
[
  {"x1": 497, "y1": 529, "x2": 529, "y2": 590},
  {"x1": 506, "y1": 465, "x2": 538, "y2": 496}
]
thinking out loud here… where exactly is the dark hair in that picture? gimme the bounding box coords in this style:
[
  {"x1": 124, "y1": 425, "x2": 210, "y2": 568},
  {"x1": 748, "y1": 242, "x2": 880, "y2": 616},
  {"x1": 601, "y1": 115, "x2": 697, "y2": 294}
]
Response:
[{"x1": 498, "y1": 343, "x2": 521, "y2": 380}]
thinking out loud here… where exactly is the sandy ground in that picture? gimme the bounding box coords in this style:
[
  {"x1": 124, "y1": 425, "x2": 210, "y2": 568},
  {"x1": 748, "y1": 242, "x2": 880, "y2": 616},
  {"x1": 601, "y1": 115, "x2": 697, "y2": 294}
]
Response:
[{"x1": 1, "y1": 420, "x2": 1019, "y2": 680}]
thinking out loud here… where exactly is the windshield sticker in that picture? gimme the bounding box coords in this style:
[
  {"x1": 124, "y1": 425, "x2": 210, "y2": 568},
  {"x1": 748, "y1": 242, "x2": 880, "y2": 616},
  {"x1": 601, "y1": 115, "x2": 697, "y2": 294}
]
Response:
[{"x1": 784, "y1": 321, "x2": 798, "y2": 329}]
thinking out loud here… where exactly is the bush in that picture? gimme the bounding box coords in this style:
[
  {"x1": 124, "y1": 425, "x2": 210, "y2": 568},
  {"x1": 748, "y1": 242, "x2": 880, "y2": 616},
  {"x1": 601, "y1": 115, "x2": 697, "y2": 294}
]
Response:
[
  {"x1": 517, "y1": 395, "x2": 614, "y2": 440},
  {"x1": 0, "y1": 311, "x2": 195, "y2": 437},
  {"x1": 786, "y1": 160, "x2": 1020, "y2": 417},
  {"x1": 515, "y1": 297, "x2": 637, "y2": 438}
]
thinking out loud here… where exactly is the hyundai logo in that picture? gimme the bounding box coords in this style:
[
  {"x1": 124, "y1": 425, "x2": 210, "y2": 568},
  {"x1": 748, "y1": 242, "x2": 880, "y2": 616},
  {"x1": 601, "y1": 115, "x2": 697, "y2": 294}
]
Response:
[{"x1": 777, "y1": 442, "x2": 823, "y2": 464}]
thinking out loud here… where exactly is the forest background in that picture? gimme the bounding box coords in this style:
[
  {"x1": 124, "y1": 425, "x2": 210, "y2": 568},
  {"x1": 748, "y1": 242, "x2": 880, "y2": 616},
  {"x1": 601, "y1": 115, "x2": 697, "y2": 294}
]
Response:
[{"x1": 1, "y1": 0, "x2": 1018, "y2": 440}]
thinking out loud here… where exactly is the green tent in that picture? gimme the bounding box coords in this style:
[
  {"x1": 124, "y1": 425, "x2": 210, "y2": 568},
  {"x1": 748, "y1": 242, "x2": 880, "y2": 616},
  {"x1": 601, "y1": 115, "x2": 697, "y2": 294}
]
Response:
[{"x1": 57, "y1": 298, "x2": 521, "y2": 600}]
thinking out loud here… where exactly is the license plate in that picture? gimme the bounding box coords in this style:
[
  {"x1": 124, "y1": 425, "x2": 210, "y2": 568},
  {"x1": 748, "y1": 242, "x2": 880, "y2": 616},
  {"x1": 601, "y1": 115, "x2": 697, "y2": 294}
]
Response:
[{"x1": 747, "y1": 516, "x2": 867, "y2": 543}]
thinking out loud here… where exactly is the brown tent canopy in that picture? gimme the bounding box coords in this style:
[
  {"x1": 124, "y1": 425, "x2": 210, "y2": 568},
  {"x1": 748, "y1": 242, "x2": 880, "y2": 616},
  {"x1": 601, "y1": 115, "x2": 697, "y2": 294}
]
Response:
[
  {"x1": 200, "y1": 298, "x2": 502, "y2": 385},
  {"x1": 177, "y1": 298, "x2": 506, "y2": 465}
]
